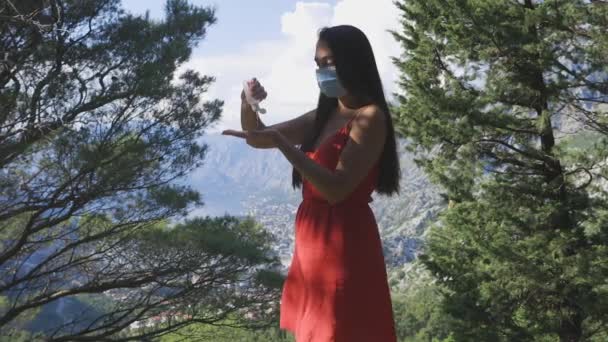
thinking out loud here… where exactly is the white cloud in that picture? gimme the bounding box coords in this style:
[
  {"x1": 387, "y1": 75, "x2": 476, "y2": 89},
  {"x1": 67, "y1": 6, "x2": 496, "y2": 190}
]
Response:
[
  {"x1": 331, "y1": 0, "x2": 402, "y2": 99},
  {"x1": 281, "y1": 2, "x2": 333, "y2": 40},
  {"x1": 185, "y1": 0, "x2": 402, "y2": 133}
]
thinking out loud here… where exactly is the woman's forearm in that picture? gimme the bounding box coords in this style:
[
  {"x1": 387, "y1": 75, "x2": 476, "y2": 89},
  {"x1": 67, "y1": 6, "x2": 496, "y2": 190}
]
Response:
[
  {"x1": 275, "y1": 134, "x2": 343, "y2": 204},
  {"x1": 241, "y1": 100, "x2": 266, "y2": 131}
]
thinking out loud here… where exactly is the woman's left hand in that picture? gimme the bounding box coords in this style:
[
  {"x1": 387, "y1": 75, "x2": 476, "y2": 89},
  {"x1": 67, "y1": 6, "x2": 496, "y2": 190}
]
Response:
[{"x1": 221, "y1": 128, "x2": 283, "y2": 149}]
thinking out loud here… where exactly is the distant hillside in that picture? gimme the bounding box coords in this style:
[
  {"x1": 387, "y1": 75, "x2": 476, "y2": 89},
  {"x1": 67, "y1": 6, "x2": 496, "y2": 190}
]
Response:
[{"x1": 189, "y1": 134, "x2": 445, "y2": 268}]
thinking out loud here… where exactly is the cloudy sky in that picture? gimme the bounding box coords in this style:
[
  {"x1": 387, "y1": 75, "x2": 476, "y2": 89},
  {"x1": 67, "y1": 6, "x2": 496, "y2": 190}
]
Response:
[{"x1": 122, "y1": 0, "x2": 403, "y2": 133}]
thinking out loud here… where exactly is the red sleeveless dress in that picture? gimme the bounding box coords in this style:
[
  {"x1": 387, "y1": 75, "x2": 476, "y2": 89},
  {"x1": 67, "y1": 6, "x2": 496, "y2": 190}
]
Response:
[{"x1": 279, "y1": 115, "x2": 397, "y2": 341}]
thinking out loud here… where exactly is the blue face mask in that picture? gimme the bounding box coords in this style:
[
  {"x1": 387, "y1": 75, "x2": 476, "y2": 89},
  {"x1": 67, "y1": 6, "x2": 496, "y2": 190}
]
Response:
[{"x1": 315, "y1": 66, "x2": 347, "y2": 98}]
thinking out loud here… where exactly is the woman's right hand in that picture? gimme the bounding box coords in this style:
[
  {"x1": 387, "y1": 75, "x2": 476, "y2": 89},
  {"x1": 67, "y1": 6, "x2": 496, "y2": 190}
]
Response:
[{"x1": 241, "y1": 77, "x2": 268, "y2": 102}]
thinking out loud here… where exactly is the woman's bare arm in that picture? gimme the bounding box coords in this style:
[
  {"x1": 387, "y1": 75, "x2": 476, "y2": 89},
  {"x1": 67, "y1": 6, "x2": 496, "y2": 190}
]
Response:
[
  {"x1": 241, "y1": 99, "x2": 316, "y2": 146},
  {"x1": 274, "y1": 105, "x2": 386, "y2": 204},
  {"x1": 264, "y1": 109, "x2": 316, "y2": 146},
  {"x1": 240, "y1": 78, "x2": 315, "y2": 146}
]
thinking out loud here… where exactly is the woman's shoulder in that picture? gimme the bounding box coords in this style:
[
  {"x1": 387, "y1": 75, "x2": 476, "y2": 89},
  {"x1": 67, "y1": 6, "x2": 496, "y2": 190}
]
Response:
[
  {"x1": 360, "y1": 103, "x2": 386, "y2": 115},
  {"x1": 352, "y1": 104, "x2": 387, "y2": 129}
]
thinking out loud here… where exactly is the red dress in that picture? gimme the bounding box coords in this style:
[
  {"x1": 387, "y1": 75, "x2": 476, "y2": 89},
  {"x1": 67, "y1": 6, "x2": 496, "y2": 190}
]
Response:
[{"x1": 279, "y1": 115, "x2": 397, "y2": 341}]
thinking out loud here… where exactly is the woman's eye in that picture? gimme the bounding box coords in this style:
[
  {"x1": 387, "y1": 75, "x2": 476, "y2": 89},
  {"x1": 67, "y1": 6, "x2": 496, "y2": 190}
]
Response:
[{"x1": 315, "y1": 59, "x2": 335, "y2": 69}]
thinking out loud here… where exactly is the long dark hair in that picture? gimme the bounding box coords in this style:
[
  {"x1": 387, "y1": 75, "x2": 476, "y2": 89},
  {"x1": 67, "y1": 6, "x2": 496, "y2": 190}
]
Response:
[{"x1": 291, "y1": 25, "x2": 400, "y2": 195}]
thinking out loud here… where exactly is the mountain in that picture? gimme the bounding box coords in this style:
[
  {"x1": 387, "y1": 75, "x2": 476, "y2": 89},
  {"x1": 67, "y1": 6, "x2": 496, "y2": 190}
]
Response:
[{"x1": 189, "y1": 133, "x2": 445, "y2": 269}]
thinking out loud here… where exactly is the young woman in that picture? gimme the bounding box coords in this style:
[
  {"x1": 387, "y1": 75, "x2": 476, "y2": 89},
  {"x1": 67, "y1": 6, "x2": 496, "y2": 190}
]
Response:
[{"x1": 222, "y1": 25, "x2": 400, "y2": 341}]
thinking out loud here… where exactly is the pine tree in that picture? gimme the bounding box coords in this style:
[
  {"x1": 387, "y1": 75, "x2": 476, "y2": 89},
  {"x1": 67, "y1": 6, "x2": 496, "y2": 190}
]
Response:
[
  {"x1": 0, "y1": 1, "x2": 282, "y2": 339},
  {"x1": 392, "y1": 1, "x2": 608, "y2": 341}
]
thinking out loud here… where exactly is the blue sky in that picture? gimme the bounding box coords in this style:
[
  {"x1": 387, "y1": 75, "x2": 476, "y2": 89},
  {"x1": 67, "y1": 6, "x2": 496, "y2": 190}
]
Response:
[
  {"x1": 123, "y1": 1, "x2": 338, "y2": 56},
  {"x1": 122, "y1": 0, "x2": 401, "y2": 132}
]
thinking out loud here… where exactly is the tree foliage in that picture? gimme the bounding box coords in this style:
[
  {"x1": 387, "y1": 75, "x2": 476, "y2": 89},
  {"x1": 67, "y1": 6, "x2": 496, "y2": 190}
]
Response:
[
  {"x1": 0, "y1": 0, "x2": 282, "y2": 340},
  {"x1": 392, "y1": 1, "x2": 608, "y2": 341}
]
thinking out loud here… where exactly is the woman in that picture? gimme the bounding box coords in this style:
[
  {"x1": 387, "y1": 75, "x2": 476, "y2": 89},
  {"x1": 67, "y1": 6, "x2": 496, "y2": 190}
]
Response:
[{"x1": 222, "y1": 25, "x2": 400, "y2": 341}]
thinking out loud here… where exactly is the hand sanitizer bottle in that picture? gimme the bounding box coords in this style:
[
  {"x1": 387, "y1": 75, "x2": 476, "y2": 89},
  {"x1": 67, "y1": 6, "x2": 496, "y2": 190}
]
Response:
[{"x1": 242, "y1": 80, "x2": 267, "y2": 114}]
